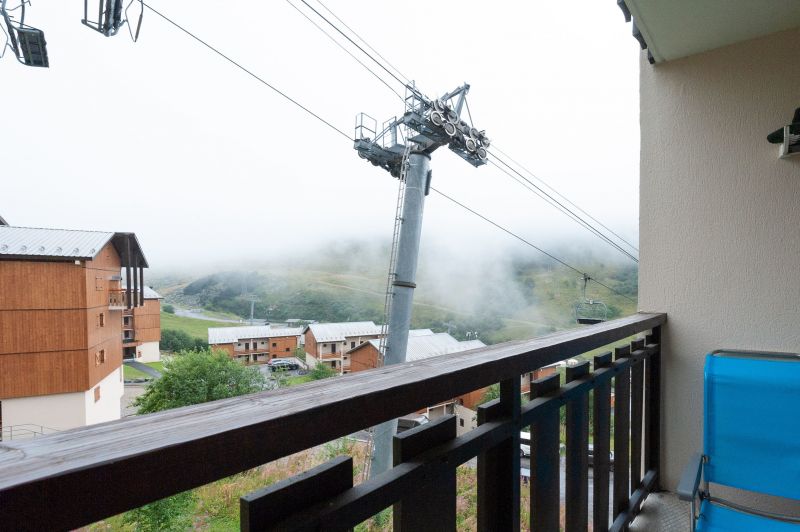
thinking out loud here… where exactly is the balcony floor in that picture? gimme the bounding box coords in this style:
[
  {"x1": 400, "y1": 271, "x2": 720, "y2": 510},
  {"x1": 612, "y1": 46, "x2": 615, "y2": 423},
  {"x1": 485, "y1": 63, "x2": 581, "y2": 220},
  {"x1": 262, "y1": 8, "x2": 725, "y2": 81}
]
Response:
[{"x1": 630, "y1": 491, "x2": 689, "y2": 531}]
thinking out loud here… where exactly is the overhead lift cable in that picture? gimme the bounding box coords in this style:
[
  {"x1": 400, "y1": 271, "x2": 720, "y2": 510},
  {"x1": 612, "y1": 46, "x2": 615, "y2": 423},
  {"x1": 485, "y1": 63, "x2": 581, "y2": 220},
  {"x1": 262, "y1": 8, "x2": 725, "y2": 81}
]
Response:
[
  {"x1": 292, "y1": 0, "x2": 639, "y2": 263},
  {"x1": 141, "y1": 2, "x2": 351, "y2": 142},
  {"x1": 141, "y1": 2, "x2": 634, "y2": 305},
  {"x1": 490, "y1": 143, "x2": 639, "y2": 253},
  {"x1": 285, "y1": 0, "x2": 404, "y2": 102}
]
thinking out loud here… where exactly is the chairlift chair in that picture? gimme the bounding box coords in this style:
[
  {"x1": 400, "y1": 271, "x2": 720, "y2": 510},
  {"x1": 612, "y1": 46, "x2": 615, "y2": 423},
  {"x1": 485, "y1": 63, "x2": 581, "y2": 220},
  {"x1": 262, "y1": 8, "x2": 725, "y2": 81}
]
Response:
[
  {"x1": 574, "y1": 275, "x2": 607, "y2": 325},
  {"x1": 1, "y1": 0, "x2": 48, "y2": 67},
  {"x1": 82, "y1": 0, "x2": 143, "y2": 41}
]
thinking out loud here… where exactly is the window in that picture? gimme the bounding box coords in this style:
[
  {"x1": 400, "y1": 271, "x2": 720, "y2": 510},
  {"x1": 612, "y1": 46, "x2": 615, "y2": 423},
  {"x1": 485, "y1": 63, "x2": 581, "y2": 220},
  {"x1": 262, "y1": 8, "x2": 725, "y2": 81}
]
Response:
[
  {"x1": 95, "y1": 276, "x2": 103, "y2": 291},
  {"x1": 272, "y1": 342, "x2": 277, "y2": 348},
  {"x1": 351, "y1": 341, "x2": 355, "y2": 349},
  {"x1": 95, "y1": 349, "x2": 106, "y2": 366},
  {"x1": 245, "y1": 342, "x2": 250, "y2": 350},
  {"x1": 330, "y1": 344, "x2": 336, "y2": 354},
  {"x1": 285, "y1": 347, "x2": 290, "y2": 352},
  {"x1": 98, "y1": 313, "x2": 105, "y2": 327},
  {"x1": 460, "y1": 418, "x2": 465, "y2": 427},
  {"x1": 94, "y1": 386, "x2": 101, "y2": 402}
]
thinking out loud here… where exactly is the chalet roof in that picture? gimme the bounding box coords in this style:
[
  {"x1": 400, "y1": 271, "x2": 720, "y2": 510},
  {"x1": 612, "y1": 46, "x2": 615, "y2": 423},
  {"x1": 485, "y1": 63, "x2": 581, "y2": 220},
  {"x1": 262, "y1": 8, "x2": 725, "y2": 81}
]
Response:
[
  {"x1": 208, "y1": 326, "x2": 303, "y2": 345},
  {"x1": 304, "y1": 321, "x2": 383, "y2": 342},
  {"x1": 353, "y1": 332, "x2": 486, "y2": 362},
  {"x1": 0, "y1": 226, "x2": 148, "y2": 267}
]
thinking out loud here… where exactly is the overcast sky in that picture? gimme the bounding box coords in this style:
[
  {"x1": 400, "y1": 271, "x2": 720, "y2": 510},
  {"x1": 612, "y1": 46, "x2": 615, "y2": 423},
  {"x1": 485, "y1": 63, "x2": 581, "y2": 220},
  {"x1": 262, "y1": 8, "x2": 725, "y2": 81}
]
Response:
[{"x1": 1, "y1": 0, "x2": 641, "y2": 270}]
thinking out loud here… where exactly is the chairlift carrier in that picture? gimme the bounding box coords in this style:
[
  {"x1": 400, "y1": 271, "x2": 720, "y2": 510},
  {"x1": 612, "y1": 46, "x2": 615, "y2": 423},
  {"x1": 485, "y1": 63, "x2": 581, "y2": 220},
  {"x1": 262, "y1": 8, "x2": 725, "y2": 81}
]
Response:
[
  {"x1": 82, "y1": 0, "x2": 143, "y2": 41},
  {"x1": 1, "y1": 0, "x2": 48, "y2": 67},
  {"x1": 574, "y1": 274, "x2": 608, "y2": 325}
]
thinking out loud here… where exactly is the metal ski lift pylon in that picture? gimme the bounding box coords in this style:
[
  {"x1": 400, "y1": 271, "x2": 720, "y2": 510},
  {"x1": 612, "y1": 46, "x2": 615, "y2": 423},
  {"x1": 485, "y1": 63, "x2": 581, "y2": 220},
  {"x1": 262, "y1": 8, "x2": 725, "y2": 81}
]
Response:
[
  {"x1": 82, "y1": 0, "x2": 143, "y2": 41},
  {"x1": 1, "y1": 0, "x2": 48, "y2": 67},
  {"x1": 575, "y1": 274, "x2": 608, "y2": 325}
]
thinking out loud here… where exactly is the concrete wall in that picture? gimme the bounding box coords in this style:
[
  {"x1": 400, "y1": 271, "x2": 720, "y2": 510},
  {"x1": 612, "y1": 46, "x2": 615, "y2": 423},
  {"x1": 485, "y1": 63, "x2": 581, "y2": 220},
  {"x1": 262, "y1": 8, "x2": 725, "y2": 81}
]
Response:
[
  {"x1": 639, "y1": 27, "x2": 800, "y2": 492},
  {"x1": 84, "y1": 367, "x2": 123, "y2": 426},
  {"x1": 137, "y1": 341, "x2": 160, "y2": 363}
]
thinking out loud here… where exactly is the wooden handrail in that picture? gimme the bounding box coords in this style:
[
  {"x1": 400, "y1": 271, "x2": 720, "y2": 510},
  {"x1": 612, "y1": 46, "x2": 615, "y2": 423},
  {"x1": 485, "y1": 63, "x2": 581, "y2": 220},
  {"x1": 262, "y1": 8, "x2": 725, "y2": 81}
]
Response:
[{"x1": 0, "y1": 312, "x2": 665, "y2": 530}]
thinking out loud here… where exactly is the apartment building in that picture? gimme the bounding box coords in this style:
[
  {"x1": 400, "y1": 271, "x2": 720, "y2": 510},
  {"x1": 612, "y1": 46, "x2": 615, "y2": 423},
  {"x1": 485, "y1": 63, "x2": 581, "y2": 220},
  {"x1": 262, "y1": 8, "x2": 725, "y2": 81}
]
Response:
[
  {"x1": 0, "y1": 226, "x2": 147, "y2": 433},
  {"x1": 303, "y1": 321, "x2": 383, "y2": 373},
  {"x1": 208, "y1": 326, "x2": 303, "y2": 364},
  {"x1": 122, "y1": 285, "x2": 162, "y2": 363}
]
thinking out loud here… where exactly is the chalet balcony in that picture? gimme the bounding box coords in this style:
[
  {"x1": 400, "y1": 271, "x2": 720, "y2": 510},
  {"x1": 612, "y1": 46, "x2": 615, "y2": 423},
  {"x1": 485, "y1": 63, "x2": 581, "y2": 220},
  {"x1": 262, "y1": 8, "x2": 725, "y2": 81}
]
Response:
[
  {"x1": 0, "y1": 313, "x2": 667, "y2": 530},
  {"x1": 108, "y1": 289, "x2": 127, "y2": 310}
]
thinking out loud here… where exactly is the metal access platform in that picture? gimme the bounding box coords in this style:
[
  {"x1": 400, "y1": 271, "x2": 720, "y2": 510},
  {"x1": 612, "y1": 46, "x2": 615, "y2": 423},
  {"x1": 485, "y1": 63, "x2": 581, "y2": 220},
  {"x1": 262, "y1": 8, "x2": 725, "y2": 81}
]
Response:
[{"x1": 355, "y1": 83, "x2": 490, "y2": 178}]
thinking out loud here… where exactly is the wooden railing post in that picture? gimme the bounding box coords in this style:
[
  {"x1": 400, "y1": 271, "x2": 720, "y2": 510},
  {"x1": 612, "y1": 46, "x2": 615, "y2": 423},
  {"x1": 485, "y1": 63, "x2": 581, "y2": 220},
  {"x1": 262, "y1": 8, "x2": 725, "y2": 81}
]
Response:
[
  {"x1": 240, "y1": 456, "x2": 353, "y2": 531},
  {"x1": 613, "y1": 345, "x2": 631, "y2": 527},
  {"x1": 592, "y1": 352, "x2": 613, "y2": 532},
  {"x1": 644, "y1": 326, "x2": 662, "y2": 489},
  {"x1": 393, "y1": 415, "x2": 457, "y2": 531},
  {"x1": 629, "y1": 339, "x2": 646, "y2": 495},
  {"x1": 529, "y1": 374, "x2": 561, "y2": 532},
  {"x1": 477, "y1": 377, "x2": 521, "y2": 532},
  {"x1": 565, "y1": 361, "x2": 590, "y2": 532}
]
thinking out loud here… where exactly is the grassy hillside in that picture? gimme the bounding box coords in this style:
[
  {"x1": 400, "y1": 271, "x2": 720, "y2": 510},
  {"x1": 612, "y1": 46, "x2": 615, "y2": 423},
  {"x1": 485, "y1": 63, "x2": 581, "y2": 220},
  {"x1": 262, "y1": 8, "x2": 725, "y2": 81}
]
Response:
[
  {"x1": 160, "y1": 312, "x2": 240, "y2": 340},
  {"x1": 155, "y1": 252, "x2": 637, "y2": 345}
]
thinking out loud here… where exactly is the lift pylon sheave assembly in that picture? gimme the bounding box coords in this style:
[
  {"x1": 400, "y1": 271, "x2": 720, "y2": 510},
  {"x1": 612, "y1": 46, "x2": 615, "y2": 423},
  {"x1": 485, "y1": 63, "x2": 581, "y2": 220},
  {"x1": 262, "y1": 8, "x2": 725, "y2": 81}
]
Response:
[
  {"x1": 82, "y1": 0, "x2": 143, "y2": 41},
  {"x1": 355, "y1": 82, "x2": 488, "y2": 478},
  {"x1": 1, "y1": 0, "x2": 48, "y2": 67},
  {"x1": 355, "y1": 83, "x2": 489, "y2": 178}
]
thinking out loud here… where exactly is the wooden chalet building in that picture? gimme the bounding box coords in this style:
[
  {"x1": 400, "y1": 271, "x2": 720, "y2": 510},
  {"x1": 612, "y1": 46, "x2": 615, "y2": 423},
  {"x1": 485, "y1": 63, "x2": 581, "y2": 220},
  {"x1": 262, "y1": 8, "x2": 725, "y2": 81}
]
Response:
[
  {"x1": 0, "y1": 225, "x2": 148, "y2": 435},
  {"x1": 303, "y1": 321, "x2": 383, "y2": 373},
  {"x1": 208, "y1": 326, "x2": 303, "y2": 364},
  {"x1": 122, "y1": 285, "x2": 162, "y2": 363}
]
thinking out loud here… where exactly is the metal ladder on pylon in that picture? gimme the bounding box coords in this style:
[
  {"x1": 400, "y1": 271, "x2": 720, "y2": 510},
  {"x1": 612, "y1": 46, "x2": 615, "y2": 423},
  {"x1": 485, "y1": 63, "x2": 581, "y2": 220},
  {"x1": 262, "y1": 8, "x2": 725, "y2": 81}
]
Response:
[
  {"x1": 377, "y1": 143, "x2": 412, "y2": 365},
  {"x1": 363, "y1": 143, "x2": 412, "y2": 483}
]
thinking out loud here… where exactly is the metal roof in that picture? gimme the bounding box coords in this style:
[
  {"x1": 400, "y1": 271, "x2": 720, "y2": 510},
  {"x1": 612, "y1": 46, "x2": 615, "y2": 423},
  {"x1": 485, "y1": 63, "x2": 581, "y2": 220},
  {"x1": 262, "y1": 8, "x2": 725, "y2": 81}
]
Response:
[
  {"x1": 408, "y1": 329, "x2": 434, "y2": 337},
  {"x1": 208, "y1": 326, "x2": 303, "y2": 345},
  {"x1": 0, "y1": 226, "x2": 114, "y2": 260},
  {"x1": 305, "y1": 321, "x2": 383, "y2": 342},
  {"x1": 359, "y1": 332, "x2": 486, "y2": 362},
  {"x1": 0, "y1": 226, "x2": 148, "y2": 267}
]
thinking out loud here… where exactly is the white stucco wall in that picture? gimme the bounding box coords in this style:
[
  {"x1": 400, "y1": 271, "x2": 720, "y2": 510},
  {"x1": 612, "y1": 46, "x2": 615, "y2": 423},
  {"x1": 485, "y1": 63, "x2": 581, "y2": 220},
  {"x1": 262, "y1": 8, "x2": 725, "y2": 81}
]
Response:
[
  {"x1": 137, "y1": 341, "x2": 161, "y2": 363},
  {"x1": 1, "y1": 368, "x2": 122, "y2": 432},
  {"x1": 84, "y1": 368, "x2": 124, "y2": 426},
  {"x1": 639, "y1": 27, "x2": 800, "y2": 491}
]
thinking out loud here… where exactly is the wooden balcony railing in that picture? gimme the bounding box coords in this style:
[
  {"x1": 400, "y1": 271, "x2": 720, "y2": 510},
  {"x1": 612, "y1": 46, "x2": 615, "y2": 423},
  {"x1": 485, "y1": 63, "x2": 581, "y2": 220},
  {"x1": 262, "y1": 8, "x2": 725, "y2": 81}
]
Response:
[
  {"x1": 0, "y1": 312, "x2": 665, "y2": 531},
  {"x1": 108, "y1": 290, "x2": 127, "y2": 309}
]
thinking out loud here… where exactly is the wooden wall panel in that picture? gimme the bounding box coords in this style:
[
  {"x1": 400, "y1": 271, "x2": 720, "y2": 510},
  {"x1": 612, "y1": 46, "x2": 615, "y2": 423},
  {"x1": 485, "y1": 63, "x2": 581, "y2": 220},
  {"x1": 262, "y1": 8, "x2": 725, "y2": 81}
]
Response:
[
  {"x1": 86, "y1": 308, "x2": 122, "y2": 350},
  {"x1": 304, "y1": 330, "x2": 317, "y2": 357},
  {"x1": 211, "y1": 344, "x2": 235, "y2": 356},
  {"x1": 86, "y1": 336, "x2": 122, "y2": 389},
  {"x1": 349, "y1": 344, "x2": 380, "y2": 372},
  {"x1": 0, "y1": 310, "x2": 87, "y2": 354},
  {"x1": 0, "y1": 261, "x2": 86, "y2": 310},
  {"x1": 0, "y1": 350, "x2": 89, "y2": 397},
  {"x1": 268, "y1": 336, "x2": 297, "y2": 357},
  {"x1": 84, "y1": 243, "x2": 123, "y2": 309}
]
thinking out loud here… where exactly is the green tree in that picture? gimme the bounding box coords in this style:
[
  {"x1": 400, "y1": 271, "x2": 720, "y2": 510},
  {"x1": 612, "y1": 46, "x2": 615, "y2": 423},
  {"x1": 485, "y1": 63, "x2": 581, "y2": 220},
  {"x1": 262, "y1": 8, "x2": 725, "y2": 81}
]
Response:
[
  {"x1": 476, "y1": 383, "x2": 500, "y2": 407},
  {"x1": 162, "y1": 303, "x2": 176, "y2": 314},
  {"x1": 127, "y1": 350, "x2": 266, "y2": 530},
  {"x1": 133, "y1": 349, "x2": 266, "y2": 413}
]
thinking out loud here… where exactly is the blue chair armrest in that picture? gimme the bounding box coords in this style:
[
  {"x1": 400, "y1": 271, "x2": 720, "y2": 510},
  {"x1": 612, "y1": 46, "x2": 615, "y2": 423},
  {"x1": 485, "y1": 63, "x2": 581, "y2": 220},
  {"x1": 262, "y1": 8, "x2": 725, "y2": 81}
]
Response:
[{"x1": 678, "y1": 452, "x2": 704, "y2": 501}]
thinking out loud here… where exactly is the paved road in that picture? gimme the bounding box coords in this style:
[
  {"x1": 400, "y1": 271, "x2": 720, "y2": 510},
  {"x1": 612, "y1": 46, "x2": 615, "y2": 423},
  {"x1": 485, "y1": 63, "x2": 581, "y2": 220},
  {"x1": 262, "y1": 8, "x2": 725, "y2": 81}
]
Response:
[
  {"x1": 124, "y1": 360, "x2": 162, "y2": 379},
  {"x1": 174, "y1": 307, "x2": 266, "y2": 325}
]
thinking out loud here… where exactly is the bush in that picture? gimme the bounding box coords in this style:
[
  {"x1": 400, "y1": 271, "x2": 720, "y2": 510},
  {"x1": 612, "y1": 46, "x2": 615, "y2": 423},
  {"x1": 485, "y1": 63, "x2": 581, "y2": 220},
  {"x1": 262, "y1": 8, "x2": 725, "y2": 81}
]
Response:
[
  {"x1": 309, "y1": 363, "x2": 336, "y2": 380},
  {"x1": 162, "y1": 303, "x2": 175, "y2": 314},
  {"x1": 122, "y1": 490, "x2": 195, "y2": 532}
]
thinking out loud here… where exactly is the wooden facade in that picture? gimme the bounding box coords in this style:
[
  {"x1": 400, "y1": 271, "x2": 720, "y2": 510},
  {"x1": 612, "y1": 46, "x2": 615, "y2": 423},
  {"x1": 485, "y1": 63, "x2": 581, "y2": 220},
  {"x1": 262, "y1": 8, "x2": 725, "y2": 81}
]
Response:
[{"x1": 0, "y1": 230, "x2": 147, "y2": 401}]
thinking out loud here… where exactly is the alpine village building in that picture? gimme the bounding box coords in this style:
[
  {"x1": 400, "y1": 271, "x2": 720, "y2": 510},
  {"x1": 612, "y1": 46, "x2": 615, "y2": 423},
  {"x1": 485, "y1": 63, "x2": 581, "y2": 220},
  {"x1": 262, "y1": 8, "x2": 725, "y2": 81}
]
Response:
[
  {"x1": 303, "y1": 321, "x2": 383, "y2": 373},
  {"x1": 0, "y1": 224, "x2": 148, "y2": 435},
  {"x1": 208, "y1": 326, "x2": 303, "y2": 364}
]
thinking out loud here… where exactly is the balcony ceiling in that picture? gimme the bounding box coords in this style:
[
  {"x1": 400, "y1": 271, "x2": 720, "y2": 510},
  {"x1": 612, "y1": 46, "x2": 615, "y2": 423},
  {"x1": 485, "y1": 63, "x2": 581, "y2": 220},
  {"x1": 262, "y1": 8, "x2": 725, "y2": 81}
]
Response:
[{"x1": 625, "y1": 0, "x2": 800, "y2": 63}]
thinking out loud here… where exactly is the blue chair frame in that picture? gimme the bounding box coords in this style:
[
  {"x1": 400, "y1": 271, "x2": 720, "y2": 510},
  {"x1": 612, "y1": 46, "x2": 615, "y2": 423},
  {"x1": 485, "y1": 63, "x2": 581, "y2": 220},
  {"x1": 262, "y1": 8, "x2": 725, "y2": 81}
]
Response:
[{"x1": 677, "y1": 350, "x2": 800, "y2": 531}]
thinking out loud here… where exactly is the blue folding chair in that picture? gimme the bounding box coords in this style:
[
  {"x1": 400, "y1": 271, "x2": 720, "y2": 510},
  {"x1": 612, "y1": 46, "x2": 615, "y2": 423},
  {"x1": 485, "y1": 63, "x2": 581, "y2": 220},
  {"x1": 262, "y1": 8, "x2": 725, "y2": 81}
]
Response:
[{"x1": 678, "y1": 350, "x2": 800, "y2": 531}]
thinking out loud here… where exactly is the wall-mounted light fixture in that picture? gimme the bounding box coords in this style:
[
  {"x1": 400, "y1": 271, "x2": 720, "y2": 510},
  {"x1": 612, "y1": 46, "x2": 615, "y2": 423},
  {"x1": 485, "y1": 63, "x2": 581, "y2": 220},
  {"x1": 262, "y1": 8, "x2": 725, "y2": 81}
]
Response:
[{"x1": 768, "y1": 107, "x2": 800, "y2": 159}]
